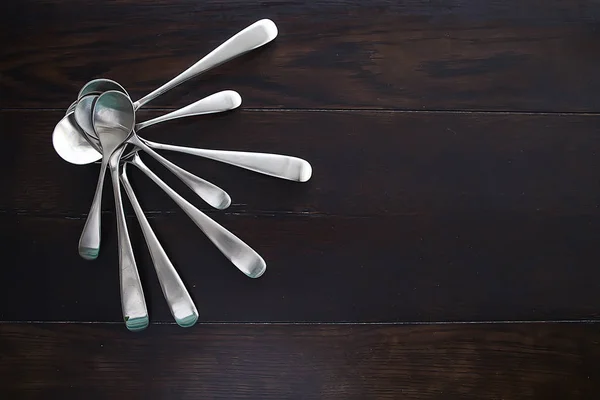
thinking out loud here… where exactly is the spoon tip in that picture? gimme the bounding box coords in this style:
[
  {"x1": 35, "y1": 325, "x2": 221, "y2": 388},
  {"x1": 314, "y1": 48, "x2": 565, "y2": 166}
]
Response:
[
  {"x1": 246, "y1": 258, "x2": 267, "y2": 279},
  {"x1": 125, "y1": 315, "x2": 149, "y2": 332},
  {"x1": 176, "y1": 312, "x2": 199, "y2": 328},
  {"x1": 227, "y1": 90, "x2": 242, "y2": 109},
  {"x1": 215, "y1": 194, "x2": 232, "y2": 210},
  {"x1": 78, "y1": 246, "x2": 100, "y2": 260},
  {"x1": 258, "y1": 19, "x2": 278, "y2": 40},
  {"x1": 299, "y1": 161, "x2": 313, "y2": 182}
]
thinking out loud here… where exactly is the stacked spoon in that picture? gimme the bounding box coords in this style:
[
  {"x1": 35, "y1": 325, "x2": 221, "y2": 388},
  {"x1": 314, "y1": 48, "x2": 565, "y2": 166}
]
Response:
[{"x1": 52, "y1": 19, "x2": 312, "y2": 331}]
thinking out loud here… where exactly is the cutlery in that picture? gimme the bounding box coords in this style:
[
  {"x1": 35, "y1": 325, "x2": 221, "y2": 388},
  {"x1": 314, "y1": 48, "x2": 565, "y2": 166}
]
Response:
[
  {"x1": 142, "y1": 140, "x2": 312, "y2": 182},
  {"x1": 54, "y1": 90, "x2": 242, "y2": 165},
  {"x1": 77, "y1": 92, "x2": 135, "y2": 260},
  {"x1": 121, "y1": 163, "x2": 199, "y2": 327},
  {"x1": 78, "y1": 19, "x2": 277, "y2": 112},
  {"x1": 81, "y1": 90, "x2": 242, "y2": 140},
  {"x1": 92, "y1": 106, "x2": 149, "y2": 331},
  {"x1": 49, "y1": 18, "x2": 299, "y2": 331}
]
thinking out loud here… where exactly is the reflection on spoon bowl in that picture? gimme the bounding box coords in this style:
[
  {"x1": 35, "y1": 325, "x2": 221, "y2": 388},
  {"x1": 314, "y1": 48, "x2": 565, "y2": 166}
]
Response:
[{"x1": 52, "y1": 112, "x2": 101, "y2": 165}]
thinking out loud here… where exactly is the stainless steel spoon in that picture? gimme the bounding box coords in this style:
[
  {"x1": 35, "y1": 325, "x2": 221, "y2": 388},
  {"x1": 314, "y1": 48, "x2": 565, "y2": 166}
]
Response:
[
  {"x1": 55, "y1": 90, "x2": 242, "y2": 164},
  {"x1": 81, "y1": 19, "x2": 277, "y2": 112},
  {"x1": 91, "y1": 94, "x2": 149, "y2": 331},
  {"x1": 84, "y1": 90, "x2": 241, "y2": 140},
  {"x1": 141, "y1": 139, "x2": 312, "y2": 182},
  {"x1": 135, "y1": 19, "x2": 277, "y2": 109},
  {"x1": 124, "y1": 151, "x2": 266, "y2": 278},
  {"x1": 77, "y1": 93, "x2": 132, "y2": 259},
  {"x1": 120, "y1": 162, "x2": 199, "y2": 327}
]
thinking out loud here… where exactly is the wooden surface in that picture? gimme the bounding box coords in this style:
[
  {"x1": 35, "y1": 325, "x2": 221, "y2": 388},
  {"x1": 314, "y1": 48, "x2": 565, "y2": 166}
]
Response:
[
  {"x1": 2, "y1": 324, "x2": 600, "y2": 399},
  {"x1": 1, "y1": 0, "x2": 600, "y2": 398}
]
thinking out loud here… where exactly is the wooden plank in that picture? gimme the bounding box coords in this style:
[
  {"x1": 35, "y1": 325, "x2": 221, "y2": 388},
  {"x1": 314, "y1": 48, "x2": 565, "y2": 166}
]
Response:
[
  {"x1": 2, "y1": 110, "x2": 600, "y2": 216},
  {"x1": 1, "y1": 323, "x2": 599, "y2": 399},
  {"x1": 1, "y1": 213, "x2": 599, "y2": 323},
  {"x1": 2, "y1": 1, "x2": 600, "y2": 111}
]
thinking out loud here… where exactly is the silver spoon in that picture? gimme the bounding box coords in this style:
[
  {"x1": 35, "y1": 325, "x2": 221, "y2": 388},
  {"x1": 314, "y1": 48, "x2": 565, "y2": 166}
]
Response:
[
  {"x1": 124, "y1": 151, "x2": 266, "y2": 278},
  {"x1": 120, "y1": 162, "x2": 199, "y2": 327},
  {"x1": 92, "y1": 96, "x2": 149, "y2": 331},
  {"x1": 78, "y1": 92, "x2": 134, "y2": 260},
  {"x1": 55, "y1": 90, "x2": 243, "y2": 165},
  {"x1": 141, "y1": 140, "x2": 312, "y2": 182},
  {"x1": 81, "y1": 19, "x2": 277, "y2": 112},
  {"x1": 83, "y1": 90, "x2": 242, "y2": 140}
]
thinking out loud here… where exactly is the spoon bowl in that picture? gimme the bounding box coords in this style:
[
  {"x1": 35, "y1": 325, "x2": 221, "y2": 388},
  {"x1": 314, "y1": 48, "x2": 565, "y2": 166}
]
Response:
[
  {"x1": 93, "y1": 90, "x2": 135, "y2": 152},
  {"x1": 77, "y1": 90, "x2": 134, "y2": 260},
  {"x1": 74, "y1": 94, "x2": 99, "y2": 140},
  {"x1": 78, "y1": 78, "x2": 130, "y2": 100},
  {"x1": 52, "y1": 112, "x2": 102, "y2": 165}
]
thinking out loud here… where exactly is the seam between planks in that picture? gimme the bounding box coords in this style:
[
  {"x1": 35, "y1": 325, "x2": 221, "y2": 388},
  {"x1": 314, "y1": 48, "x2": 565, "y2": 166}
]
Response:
[
  {"x1": 0, "y1": 320, "x2": 599, "y2": 325},
  {"x1": 4, "y1": 108, "x2": 600, "y2": 116}
]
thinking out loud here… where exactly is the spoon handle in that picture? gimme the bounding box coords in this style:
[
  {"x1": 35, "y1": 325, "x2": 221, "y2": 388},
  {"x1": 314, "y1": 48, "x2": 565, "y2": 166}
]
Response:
[
  {"x1": 143, "y1": 139, "x2": 312, "y2": 182},
  {"x1": 78, "y1": 158, "x2": 108, "y2": 260},
  {"x1": 133, "y1": 19, "x2": 277, "y2": 109},
  {"x1": 129, "y1": 154, "x2": 266, "y2": 279},
  {"x1": 129, "y1": 135, "x2": 231, "y2": 210},
  {"x1": 135, "y1": 91, "x2": 242, "y2": 131},
  {"x1": 109, "y1": 150, "x2": 149, "y2": 332},
  {"x1": 120, "y1": 164, "x2": 198, "y2": 328}
]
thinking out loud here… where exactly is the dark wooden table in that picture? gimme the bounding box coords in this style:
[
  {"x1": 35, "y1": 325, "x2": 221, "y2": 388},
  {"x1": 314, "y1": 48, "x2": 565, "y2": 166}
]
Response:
[{"x1": 2, "y1": 1, "x2": 600, "y2": 398}]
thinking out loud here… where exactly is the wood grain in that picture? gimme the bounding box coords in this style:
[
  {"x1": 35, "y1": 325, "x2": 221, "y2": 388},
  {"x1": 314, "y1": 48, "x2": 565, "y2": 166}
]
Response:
[
  {"x1": 2, "y1": 110, "x2": 600, "y2": 217},
  {"x1": 2, "y1": 0, "x2": 600, "y2": 395},
  {"x1": 2, "y1": 213, "x2": 599, "y2": 323},
  {"x1": 2, "y1": 1, "x2": 600, "y2": 111},
  {"x1": 1, "y1": 323, "x2": 599, "y2": 399}
]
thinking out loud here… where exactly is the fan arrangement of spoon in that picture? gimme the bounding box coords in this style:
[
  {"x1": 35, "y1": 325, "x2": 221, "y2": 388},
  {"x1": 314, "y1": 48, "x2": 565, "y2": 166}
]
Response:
[{"x1": 52, "y1": 19, "x2": 312, "y2": 331}]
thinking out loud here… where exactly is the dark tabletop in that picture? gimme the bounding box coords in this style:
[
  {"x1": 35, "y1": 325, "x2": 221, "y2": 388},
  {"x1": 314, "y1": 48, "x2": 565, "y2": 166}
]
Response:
[{"x1": 1, "y1": 0, "x2": 600, "y2": 398}]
